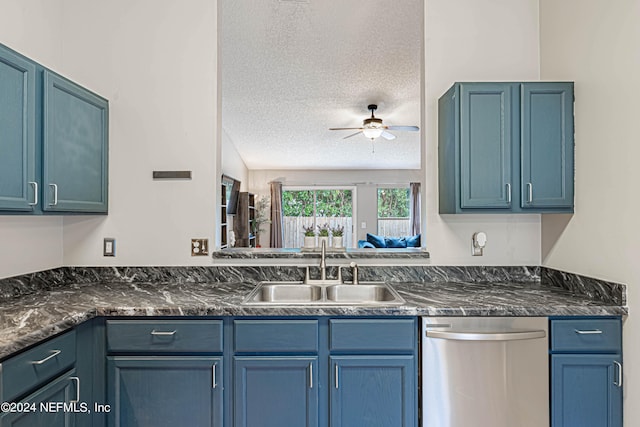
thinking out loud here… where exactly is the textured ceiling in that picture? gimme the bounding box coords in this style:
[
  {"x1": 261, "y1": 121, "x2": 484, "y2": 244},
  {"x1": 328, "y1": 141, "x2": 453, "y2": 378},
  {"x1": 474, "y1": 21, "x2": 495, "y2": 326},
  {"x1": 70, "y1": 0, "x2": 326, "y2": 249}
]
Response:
[{"x1": 221, "y1": 0, "x2": 422, "y2": 170}]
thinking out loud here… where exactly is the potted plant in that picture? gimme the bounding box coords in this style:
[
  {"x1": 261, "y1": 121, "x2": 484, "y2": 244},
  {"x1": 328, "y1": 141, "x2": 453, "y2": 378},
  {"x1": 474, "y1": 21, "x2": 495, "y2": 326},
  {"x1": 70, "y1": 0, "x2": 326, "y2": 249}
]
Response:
[
  {"x1": 317, "y1": 223, "x2": 330, "y2": 249},
  {"x1": 331, "y1": 225, "x2": 344, "y2": 248},
  {"x1": 252, "y1": 196, "x2": 271, "y2": 247},
  {"x1": 302, "y1": 225, "x2": 316, "y2": 249}
]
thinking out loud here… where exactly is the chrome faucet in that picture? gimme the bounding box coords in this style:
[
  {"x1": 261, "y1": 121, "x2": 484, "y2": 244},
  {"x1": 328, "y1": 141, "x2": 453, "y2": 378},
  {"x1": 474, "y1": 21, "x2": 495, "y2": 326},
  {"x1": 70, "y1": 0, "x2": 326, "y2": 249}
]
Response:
[
  {"x1": 320, "y1": 240, "x2": 327, "y2": 281},
  {"x1": 350, "y1": 262, "x2": 359, "y2": 285},
  {"x1": 304, "y1": 240, "x2": 342, "y2": 284}
]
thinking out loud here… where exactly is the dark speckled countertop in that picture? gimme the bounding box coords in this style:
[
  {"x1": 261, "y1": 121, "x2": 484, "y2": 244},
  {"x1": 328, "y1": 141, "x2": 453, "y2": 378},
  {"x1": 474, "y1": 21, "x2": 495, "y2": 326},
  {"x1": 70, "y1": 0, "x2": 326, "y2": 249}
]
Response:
[{"x1": 0, "y1": 265, "x2": 627, "y2": 360}]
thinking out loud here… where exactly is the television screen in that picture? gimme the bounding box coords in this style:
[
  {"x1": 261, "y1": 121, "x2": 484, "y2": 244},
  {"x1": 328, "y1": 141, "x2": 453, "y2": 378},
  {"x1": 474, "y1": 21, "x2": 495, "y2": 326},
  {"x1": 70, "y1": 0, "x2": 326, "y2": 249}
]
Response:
[{"x1": 223, "y1": 176, "x2": 241, "y2": 215}]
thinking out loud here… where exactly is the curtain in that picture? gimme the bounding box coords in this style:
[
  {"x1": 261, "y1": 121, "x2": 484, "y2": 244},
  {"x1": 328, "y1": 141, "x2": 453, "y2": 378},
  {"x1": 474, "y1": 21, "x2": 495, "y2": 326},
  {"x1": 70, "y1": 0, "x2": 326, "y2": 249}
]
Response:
[
  {"x1": 270, "y1": 181, "x2": 284, "y2": 248},
  {"x1": 409, "y1": 182, "x2": 421, "y2": 237}
]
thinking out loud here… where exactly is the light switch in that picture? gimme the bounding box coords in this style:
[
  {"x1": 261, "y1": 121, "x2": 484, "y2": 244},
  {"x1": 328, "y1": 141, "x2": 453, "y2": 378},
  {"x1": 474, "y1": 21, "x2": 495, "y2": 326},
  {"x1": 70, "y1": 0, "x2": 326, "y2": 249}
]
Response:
[
  {"x1": 361, "y1": 222, "x2": 367, "y2": 229},
  {"x1": 103, "y1": 238, "x2": 116, "y2": 257}
]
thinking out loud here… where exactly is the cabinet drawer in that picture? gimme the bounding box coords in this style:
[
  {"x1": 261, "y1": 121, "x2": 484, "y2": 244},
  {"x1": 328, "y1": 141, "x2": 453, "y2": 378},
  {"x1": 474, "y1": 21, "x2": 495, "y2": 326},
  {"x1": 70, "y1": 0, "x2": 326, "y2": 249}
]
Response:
[
  {"x1": 551, "y1": 318, "x2": 621, "y2": 352},
  {"x1": 234, "y1": 320, "x2": 318, "y2": 353},
  {"x1": 330, "y1": 318, "x2": 416, "y2": 352},
  {"x1": 0, "y1": 331, "x2": 76, "y2": 402},
  {"x1": 106, "y1": 320, "x2": 223, "y2": 353}
]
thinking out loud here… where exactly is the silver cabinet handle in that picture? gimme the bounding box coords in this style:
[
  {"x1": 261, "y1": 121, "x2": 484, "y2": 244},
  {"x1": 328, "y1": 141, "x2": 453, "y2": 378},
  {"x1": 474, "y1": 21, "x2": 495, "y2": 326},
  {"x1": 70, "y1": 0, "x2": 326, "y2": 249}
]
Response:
[
  {"x1": 150, "y1": 330, "x2": 177, "y2": 336},
  {"x1": 574, "y1": 329, "x2": 603, "y2": 335},
  {"x1": 309, "y1": 363, "x2": 313, "y2": 389},
  {"x1": 334, "y1": 364, "x2": 339, "y2": 389},
  {"x1": 506, "y1": 183, "x2": 511, "y2": 204},
  {"x1": 70, "y1": 376, "x2": 80, "y2": 402},
  {"x1": 28, "y1": 182, "x2": 38, "y2": 206},
  {"x1": 49, "y1": 183, "x2": 58, "y2": 206},
  {"x1": 426, "y1": 330, "x2": 546, "y2": 341},
  {"x1": 212, "y1": 364, "x2": 217, "y2": 389},
  {"x1": 31, "y1": 349, "x2": 61, "y2": 365},
  {"x1": 614, "y1": 361, "x2": 623, "y2": 387},
  {"x1": 526, "y1": 183, "x2": 533, "y2": 203}
]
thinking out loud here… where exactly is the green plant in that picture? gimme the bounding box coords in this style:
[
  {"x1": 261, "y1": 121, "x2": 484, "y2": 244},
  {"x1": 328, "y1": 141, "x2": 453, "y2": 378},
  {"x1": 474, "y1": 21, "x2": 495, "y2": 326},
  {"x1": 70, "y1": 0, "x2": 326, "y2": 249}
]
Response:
[
  {"x1": 330, "y1": 225, "x2": 344, "y2": 237},
  {"x1": 252, "y1": 196, "x2": 271, "y2": 237},
  {"x1": 302, "y1": 225, "x2": 316, "y2": 237},
  {"x1": 317, "y1": 223, "x2": 330, "y2": 237}
]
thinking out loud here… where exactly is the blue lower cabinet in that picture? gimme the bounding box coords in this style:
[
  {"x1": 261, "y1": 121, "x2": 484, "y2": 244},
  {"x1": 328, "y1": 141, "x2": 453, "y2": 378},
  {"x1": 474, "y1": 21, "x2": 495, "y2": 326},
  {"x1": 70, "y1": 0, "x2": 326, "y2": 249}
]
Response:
[
  {"x1": 551, "y1": 354, "x2": 622, "y2": 427},
  {"x1": 107, "y1": 357, "x2": 223, "y2": 427},
  {"x1": 233, "y1": 356, "x2": 318, "y2": 427},
  {"x1": 330, "y1": 356, "x2": 416, "y2": 427},
  {"x1": 0, "y1": 369, "x2": 78, "y2": 427}
]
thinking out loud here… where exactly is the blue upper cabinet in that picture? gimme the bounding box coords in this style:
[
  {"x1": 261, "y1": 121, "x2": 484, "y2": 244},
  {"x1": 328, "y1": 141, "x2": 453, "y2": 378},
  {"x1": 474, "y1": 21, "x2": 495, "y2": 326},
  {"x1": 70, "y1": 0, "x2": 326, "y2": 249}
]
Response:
[
  {"x1": 0, "y1": 44, "x2": 37, "y2": 212},
  {"x1": 459, "y1": 83, "x2": 516, "y2": 209},
  {"x1": 0, "y1": 43, "x2": 109, "y2": 215},
  {"x1": 43, "y1": 71, "x2": 109, "y2": 213},
  {"x1": 521, "y1": 83, "x2": 574, "y2": 209},
  {"x1": 439, "y1": 81, "x2": 574, "y2": 214}
]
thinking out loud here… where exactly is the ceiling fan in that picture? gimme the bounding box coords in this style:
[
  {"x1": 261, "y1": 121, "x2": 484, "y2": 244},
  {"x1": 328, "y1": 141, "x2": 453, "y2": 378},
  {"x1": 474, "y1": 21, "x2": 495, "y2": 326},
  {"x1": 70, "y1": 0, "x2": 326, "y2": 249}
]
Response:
[{"x1": 329, "y1": 104, "x2": 419, "y2": 140}]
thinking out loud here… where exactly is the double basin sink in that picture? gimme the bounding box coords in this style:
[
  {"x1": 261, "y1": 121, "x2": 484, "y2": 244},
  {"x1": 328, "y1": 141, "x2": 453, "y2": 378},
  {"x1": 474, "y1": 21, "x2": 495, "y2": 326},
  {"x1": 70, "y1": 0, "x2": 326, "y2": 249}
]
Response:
[{"x1": 242, "y1": 281, "x2": 405, "y2": 306}]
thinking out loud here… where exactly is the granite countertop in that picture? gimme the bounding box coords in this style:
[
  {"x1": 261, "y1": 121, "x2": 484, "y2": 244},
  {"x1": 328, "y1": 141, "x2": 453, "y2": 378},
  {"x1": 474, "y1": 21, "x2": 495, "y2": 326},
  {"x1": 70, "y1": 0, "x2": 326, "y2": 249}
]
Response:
[
  {"x1": 212, "y1": 247, "x2": 430, "y2": 260},
  {"x1": 0, "y1": 277, "x2": 627, "y2": 360}
]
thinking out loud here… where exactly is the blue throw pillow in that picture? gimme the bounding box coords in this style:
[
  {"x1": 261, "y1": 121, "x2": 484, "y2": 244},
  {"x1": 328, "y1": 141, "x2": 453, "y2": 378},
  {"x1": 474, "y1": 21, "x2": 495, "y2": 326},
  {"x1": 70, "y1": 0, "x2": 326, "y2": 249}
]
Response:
[
  {"x1": 405, "y1": 234, "x2": 421, "y2": 247},
  {"x1": 366, "y1": 233, "x2": 386, "y2": 248},
  {"x1": 358, "y1": 240, "x2": 376, "y2": 248},
  {"x1": 385, "y1": 237, "x2": 407, "y2": 248}
]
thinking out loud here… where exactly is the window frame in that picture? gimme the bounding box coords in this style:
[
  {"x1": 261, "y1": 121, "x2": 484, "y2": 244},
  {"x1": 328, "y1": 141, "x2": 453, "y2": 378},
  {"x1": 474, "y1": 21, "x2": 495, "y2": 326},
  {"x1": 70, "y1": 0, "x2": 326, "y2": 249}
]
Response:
[
  {"x1": 282, "y1": 185, "x2": 357, "y2": 248},
  {"x1": 376, "y1": 185, "x2": 411, "y2": 237}
]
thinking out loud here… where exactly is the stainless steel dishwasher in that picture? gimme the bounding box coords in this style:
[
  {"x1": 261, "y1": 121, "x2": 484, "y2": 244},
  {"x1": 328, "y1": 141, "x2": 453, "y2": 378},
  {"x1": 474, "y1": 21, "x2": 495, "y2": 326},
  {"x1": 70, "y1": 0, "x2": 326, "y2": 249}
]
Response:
[{"x1": 422, "y1": 317, "x2": 549, "y2": 427}]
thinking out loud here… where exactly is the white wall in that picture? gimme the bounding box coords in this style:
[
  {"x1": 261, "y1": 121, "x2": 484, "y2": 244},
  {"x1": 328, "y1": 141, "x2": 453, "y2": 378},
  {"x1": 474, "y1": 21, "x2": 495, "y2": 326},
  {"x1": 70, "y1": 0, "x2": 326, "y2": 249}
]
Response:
[
  {"x1": 424, "y1": 0, "x2": 542, "y2": 265},
  {"x1": 0, "y1": 1, "x2": 66, "y2": 278},
  {"x1": 57, "y1": 0, "x2": 218, "y2": 266},
  {"x1": 0, "y1": 0, "x2": 544, "y2": 276},
  {"x1": 539, "y1": 1, "x2": 640, "y2": 424},
  {"x1": 222, "y1": 128, "x2": 249, "y2": 189}
]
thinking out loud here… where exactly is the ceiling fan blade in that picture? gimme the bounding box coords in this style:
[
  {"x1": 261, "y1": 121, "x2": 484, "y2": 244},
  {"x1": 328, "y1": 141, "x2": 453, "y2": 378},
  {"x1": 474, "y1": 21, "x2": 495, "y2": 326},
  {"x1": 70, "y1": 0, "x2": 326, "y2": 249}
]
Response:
[
  {"x1": 343, "y1": 131, "x2": 363, "y2": 139},
  {"x1": 385, "y1": 125, "x2": 420, "y2": 131},
  {"x1": 381, "y1": 131, "x2": 396, "y2": 140},
  {"x1": 329, "y1": 127, "x2": 364, "y2": 131}
]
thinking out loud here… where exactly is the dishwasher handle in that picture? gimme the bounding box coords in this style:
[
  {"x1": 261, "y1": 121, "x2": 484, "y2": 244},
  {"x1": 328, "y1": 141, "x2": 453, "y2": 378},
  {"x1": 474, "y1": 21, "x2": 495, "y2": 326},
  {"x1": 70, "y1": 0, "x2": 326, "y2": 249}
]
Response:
[{"x1": 426, "y1": 329, "x2": 546, "y2": 341}]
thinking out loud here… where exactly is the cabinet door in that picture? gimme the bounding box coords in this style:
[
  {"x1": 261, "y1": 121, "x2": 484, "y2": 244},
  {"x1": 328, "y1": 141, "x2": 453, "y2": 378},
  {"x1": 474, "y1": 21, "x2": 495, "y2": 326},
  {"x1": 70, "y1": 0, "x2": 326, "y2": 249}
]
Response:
[
  {"x1": 0, "y1": 370, "x2": 77, "y2": 427},
  {"x1": 521, "y1": 82, "x2": 574, "y2": 209},
  {"x1": 234, "y1": 356, "x2": 318, "y2": 427},
  {"x1": 42, "y1": 71, "x2": 108, "y2": 213},
  {"x1": 330, "y1": 355, "x2": 416, "y2": 427},
  {"x1": 107, "y1": 357, "x2": 222, "y2": 427},
  {"x1": 0, "y1": 45, "x2": 37, "y2": 211},
  {"x1": 459, "y1": 83, "x2": 515, "y2": 209},
  {"x1": 551, "y1": 354, "x2": 622, "y2": 427}
]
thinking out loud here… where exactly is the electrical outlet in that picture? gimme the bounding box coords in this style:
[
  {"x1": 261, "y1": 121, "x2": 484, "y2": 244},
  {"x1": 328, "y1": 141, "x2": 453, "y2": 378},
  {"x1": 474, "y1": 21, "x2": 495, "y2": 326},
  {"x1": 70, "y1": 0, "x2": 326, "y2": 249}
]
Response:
[
  {"x1": 191, "y1": 238, "x2": 209, "y2": 256},
  {"x1": 103, "y1": 238, "x2": 116, "y2": 257}
]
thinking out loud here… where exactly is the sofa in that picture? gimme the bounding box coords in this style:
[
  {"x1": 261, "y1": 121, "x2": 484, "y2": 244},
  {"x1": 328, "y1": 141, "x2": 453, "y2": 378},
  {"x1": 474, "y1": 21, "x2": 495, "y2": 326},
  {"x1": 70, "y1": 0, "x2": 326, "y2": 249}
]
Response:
[{"x1": 358, "y1": 233, "x2": 421, "y2": 249}]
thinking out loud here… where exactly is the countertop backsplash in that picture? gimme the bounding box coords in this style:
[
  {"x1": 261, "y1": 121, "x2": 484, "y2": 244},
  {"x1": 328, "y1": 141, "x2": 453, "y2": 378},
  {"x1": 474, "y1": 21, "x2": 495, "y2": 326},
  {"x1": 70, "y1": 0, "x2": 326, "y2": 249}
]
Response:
[{"x1": 0, "y1": 264, "x2": 624, "y2": 306}]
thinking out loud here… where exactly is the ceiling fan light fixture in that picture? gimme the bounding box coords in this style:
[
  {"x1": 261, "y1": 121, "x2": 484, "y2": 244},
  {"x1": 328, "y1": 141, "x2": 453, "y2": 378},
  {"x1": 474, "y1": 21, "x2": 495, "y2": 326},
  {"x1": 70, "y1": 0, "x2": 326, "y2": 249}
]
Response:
[{"x1": 362, "y1": 127, "x2": 384, "y2": 139}]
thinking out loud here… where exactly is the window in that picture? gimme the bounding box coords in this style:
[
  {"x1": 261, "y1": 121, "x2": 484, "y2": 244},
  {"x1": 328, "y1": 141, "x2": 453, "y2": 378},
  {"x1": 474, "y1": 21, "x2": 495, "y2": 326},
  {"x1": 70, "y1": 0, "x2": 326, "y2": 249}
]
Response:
[
  {"x1": 377, "y1": 187, "x2": 410, "y2": 236},
  {"x1": 282, "y1": 188, "x2": 354, "y2": 248}
]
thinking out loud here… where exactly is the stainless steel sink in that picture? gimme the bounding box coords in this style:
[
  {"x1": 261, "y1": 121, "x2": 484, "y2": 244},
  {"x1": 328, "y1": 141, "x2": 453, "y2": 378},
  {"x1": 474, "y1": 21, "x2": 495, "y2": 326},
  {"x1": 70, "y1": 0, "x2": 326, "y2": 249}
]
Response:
[
  {"x1": 252, "y1": 283, "x2": 322, "y2": 303},
  {"x1": 242, "y1": 281, "x2": 405, "y2": 306},
  {"x1": 325, "y1": 284, "x2": 401, "y2": 303}
]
